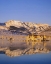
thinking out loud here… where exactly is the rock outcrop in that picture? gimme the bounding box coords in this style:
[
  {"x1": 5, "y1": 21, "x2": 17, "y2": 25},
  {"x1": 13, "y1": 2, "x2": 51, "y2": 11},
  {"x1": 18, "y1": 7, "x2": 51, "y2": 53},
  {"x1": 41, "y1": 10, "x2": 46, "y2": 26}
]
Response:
[
  {"x1": 0, "y1": 20, "x2": 51, "y2": 35},
  {"x1": 5, "y1": 20, "x2": 49, "y2": 34},
  {"x1": 0, "y1": 26, "x2": 8, "y2": 30}
]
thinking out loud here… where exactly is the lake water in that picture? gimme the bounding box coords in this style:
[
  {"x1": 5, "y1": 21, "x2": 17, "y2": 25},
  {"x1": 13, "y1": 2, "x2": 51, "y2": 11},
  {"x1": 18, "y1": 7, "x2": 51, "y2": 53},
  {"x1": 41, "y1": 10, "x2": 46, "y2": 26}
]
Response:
[
  {"x1": 0, "y1": 52, "x2": 51, "y2": 64},
  {"x1": 0, "y1": 38, "x2": 51, "y2": 64}
]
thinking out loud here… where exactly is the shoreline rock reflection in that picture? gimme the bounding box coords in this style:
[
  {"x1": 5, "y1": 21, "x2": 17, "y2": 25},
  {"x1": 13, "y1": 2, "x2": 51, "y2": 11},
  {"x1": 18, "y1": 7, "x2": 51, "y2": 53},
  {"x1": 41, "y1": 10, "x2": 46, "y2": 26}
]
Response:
[{"x1": 0, "y1": 40, "x2": 50, "y2": 57}]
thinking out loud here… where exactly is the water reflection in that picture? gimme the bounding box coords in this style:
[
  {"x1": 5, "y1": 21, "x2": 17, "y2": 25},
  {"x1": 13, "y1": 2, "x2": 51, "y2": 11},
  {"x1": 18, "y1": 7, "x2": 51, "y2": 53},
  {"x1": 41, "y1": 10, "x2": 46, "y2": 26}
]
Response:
[{"x1": 0, "y1": 38, "x2": 51, "y2": 57}]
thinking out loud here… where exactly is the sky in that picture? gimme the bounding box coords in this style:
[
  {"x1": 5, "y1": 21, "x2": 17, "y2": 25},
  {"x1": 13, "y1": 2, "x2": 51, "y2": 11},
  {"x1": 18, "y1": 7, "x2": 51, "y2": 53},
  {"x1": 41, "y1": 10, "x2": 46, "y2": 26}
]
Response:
[{"x1": 0, "y1": 0, "x2": 51, "y2": 25}]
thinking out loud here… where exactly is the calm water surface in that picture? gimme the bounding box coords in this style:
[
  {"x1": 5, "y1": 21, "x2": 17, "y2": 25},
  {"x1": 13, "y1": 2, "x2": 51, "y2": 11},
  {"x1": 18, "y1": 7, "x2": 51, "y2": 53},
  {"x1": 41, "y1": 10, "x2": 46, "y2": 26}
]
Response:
[
  {"x1": 0, "y1": 52, "x2": 51, "y2": 64},
  {"x1": 0, "y1": 39, "x2": 51, "y2": 64}
]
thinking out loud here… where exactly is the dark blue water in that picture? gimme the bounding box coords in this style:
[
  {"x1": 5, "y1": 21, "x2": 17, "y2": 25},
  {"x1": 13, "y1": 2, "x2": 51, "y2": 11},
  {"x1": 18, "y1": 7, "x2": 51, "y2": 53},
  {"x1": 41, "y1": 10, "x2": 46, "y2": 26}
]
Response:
[{"x1": 0, "y1": 52, "x2": 51, "y2": 64}]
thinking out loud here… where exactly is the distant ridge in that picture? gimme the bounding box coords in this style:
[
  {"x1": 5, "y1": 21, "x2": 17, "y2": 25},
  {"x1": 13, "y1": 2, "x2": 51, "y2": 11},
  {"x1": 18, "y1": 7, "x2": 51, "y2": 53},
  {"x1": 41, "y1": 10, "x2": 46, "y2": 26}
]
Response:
[
  {"x1": 0, "y1": 20, "x2": 51, "y2": 35},
  {"x1": 0, "y1": 23, "x2": 5, "y2": 26}
]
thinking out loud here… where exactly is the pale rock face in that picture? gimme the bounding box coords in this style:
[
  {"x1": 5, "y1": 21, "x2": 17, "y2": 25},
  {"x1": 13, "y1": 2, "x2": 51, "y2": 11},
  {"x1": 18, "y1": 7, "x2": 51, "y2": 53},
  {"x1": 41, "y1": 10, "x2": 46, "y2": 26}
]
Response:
[
  {"x1": 0, "y1": 26, "x2": 8, "y2": 30},
  {"x1": 3, "y1": 20, "x2": 49, "y2": 33},
  {"x1": 5, "y1": 20, "x2": 23, "y2": 28}
]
